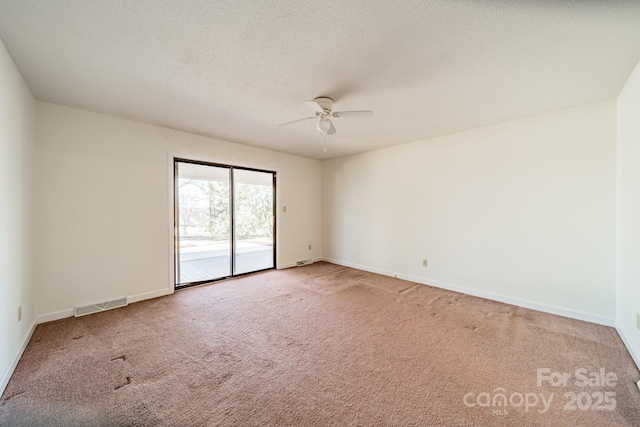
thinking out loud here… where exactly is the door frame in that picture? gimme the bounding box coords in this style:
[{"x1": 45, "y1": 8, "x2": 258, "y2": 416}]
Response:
[{"x1": 169, "y1": 153, "x2": 278, "y2": 291}]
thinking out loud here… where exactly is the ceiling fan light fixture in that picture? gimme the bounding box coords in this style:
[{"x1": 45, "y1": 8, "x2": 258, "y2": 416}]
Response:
[{"x1": 317, "y1": 118, "x2": 331, "y2": 134}]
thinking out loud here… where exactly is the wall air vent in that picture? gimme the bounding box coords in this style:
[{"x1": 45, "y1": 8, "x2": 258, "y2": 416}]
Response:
[
  {"x1": 74, "y1": 298, "x2": 127, "y2": 317},
  {"x1": 296, "y1": 259, "x2": 314, "y2": 267}
]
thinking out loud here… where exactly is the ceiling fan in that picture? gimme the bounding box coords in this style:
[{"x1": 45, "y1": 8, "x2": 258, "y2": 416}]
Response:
[{"x1": 278, "y1": 97, "x2": 373, "y2": 135}]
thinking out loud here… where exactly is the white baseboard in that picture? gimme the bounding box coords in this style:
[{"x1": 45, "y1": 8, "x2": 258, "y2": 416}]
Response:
[
  {"x1": 322, "y1": 257, "x2": 398, "y2": 279},
  {"x1": 36, "y1": 308, "x2": 75, "y2": 323},
  {"x1": 1, "y1": 318, "x2": 37, "y2": 396},
  {"x1": 322, "y1": 257, "x2": 615, "y2": 327},
  {"x1": 277, "y1": 262, "x2": 296, "y2": 269},
  {"x1": 127, "y1": 287, "x2": 173, "y2": 304},
  {"x1": 278, "y1": 257, "x2": 323, "y2": 270},
  {"x1": 616, "y1": 326, "x2": 640, "y2": 372},
  {"x1": 36, "y1": 287, "x2": 174, "y2": 324}
]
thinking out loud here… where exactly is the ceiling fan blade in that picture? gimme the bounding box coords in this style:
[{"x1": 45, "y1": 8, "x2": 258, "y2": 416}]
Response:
[
  {"x1": 304, "y1": 100, "x2": 324, "y2": 113},
  {"x1": 332, "y1": 110, "x2": 373, "y2": 118},
  {"x1": 277, "y1": 116, "x2": 315, "y2": 127},
  {"x1": 326, "y1": 119, "x2": 337, "y2": 135}
]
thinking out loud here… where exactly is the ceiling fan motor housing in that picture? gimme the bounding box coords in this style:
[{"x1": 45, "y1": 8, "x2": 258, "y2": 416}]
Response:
[{"x1": 313, "y1": 97, "x2": 334, "y2": 114}]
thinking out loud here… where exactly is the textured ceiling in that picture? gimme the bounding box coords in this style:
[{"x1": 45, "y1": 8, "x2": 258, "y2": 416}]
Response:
[{"x1": 1, "y1": 1, "x2": 640, "y2": 159}]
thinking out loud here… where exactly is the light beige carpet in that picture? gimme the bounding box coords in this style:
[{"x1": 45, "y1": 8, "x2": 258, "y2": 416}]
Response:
[{"x1": 1, "y1": 262, "x2": 639, "y2": 426}]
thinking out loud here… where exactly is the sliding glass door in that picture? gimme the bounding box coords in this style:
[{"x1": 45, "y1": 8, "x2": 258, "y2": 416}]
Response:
[
  {"x1": 233, "y1": 169, "x2": 275, "y2": 275},
  {"x1": 175, "y1": 160, "x2": 275, "y2": 288}
]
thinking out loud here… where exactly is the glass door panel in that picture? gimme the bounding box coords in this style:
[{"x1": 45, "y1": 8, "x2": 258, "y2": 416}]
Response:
[
  {"x1": 233, "y1": 169, "x2": 275, "y2": 275},
  {"x1": 176, "y1": 162, "x2": 231, "y2": 285}
]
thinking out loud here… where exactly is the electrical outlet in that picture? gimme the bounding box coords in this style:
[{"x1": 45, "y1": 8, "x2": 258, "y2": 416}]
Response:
[
  {"x1": 422, "y1": 259, "x2": 428, "y2": 267},
  {"x1": 283, "y1": 206, "x2": 287, "y2": 213},
  {"x1": 18, "y1": 305, "x2": 22, "y2": 322},
  {"x1": 308, "y1": 244, "x2": 311, "y2": 250}
]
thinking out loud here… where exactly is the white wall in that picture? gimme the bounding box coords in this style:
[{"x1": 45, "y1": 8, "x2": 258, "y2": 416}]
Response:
[
  {"x1": 323, "y1": 100, "x2": 617, "y2": 324},
  {"x1": 617, "y1": 60, "x2": 640, "y2": 367},
  {"x1": 35, "y1": 102, "x2": 322, "y2": 317},
  {"x1": 0, "y1": 39, "x2": 36, "y2": 392}
]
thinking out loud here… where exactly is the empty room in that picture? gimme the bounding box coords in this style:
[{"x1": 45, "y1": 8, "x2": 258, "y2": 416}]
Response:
[{"x1": 1, "y1": 1, "x2": 640, "y2": 426}]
